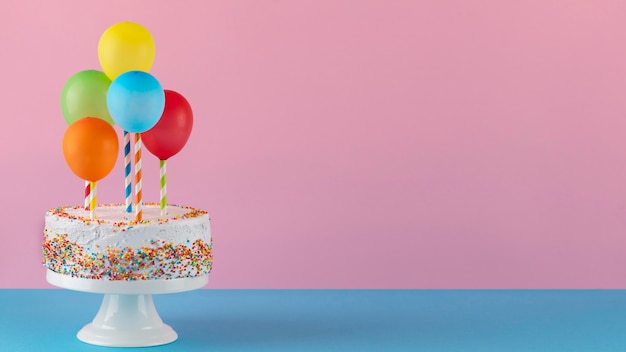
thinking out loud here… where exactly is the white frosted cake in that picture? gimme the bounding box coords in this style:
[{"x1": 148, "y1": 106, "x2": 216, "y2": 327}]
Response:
[{"x1": 43, "y1": 203, "x2": 212, "y2": 281}]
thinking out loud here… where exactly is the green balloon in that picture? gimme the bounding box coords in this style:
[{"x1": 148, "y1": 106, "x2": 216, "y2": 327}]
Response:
[{"x1": 61, "y1": 70, "x2": 114, "y2": 125}]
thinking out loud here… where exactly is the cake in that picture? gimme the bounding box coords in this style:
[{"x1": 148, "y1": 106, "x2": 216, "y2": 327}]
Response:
[
  {"x1": 43, "y1": 203, "x2": 212, "y2": 281},
  {"x1": 46, "y1": 21, "x2": 211, "y2": 348},
  {"x1": 46, "y1": 22, "x2": 210, "y2": 282}
]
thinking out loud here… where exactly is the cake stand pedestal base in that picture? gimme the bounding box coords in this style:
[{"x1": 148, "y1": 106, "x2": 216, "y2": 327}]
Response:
[
  {"x1": 77, "y1": 294, "x2": 177, "y2": 347},
  {"x1": 46, "y1": 270, "x2": 209, "y2": 347}
]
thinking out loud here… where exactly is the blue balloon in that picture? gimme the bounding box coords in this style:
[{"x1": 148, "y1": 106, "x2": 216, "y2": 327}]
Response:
[{"x1": 107, "y1": 71, "x2": 165, "y2": 133}]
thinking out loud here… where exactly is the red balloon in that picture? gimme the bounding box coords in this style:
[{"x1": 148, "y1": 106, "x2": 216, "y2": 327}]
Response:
[{"x1": 142, "y1": 90, "x2": 193, "y2": 160}]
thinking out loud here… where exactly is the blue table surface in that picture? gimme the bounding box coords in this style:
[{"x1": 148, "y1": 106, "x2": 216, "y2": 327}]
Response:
[{"x1": 2, "y1": 289, "x2": 626, "y2": 351}]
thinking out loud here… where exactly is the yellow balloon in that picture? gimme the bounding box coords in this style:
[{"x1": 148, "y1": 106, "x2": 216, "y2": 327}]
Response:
[{"x1": 98, "y1": 22, "x2": 155, "y2": 80}]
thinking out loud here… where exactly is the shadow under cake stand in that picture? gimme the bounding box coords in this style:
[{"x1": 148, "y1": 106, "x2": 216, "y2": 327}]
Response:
[{"x1": 47, "y1": 269, "x2": 208, "y2": 347}]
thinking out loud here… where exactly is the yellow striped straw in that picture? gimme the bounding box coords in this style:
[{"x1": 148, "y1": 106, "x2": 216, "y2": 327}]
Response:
[{"x1": 90, "y1": 181, "x2": 97, "y2": 219}]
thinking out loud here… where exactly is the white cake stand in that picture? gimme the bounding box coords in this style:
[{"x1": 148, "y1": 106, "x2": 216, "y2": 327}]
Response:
[{"x1": 47, "y1": 269, "x2": 208, "y2": 347}]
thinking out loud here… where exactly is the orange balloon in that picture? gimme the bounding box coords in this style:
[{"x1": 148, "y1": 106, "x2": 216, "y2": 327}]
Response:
[{"x1": 63, "y1": 117, "x2": 119, "y2": 182}]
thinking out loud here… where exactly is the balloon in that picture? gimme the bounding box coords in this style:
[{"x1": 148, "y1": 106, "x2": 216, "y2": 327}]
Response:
[
  {"x1": 98, "y1": 22, "x2": 155, "y2": 80},
  {"x1": 107, "y1": 71, "x2": 165, "y2": 133},
  {"x1": 60, "y1": 70, "x2": 113, "y2": 126},
  {"x1": 142, "y1": 90, "x2": 194, "y2": 160},
  {"x1": 62, "y1": 117, "x2": 119, "y2": 182}
]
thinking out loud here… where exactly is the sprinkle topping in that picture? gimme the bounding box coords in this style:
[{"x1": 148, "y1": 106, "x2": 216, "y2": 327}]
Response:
[
  {"x1": 42, "y1": 203, "x2": 212, "y2": 281},
  {"x1": 43, "y1": 233, "x2": 213, "y2": 280},
  {"x1": 48, "y1": 203, "x2": 207, "y2": 227}
]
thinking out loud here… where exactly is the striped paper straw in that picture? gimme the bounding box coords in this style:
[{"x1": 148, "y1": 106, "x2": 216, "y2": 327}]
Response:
[
  {"x1": 124, "y1": 131, "x2": 132, "y2": 213},
  {"x1": 84, "y1": 180, "x2": 90, "y2": 210},
  {"x1": 134, "y1": 133, "x2": 143, "y2": 222},
  {"x1": 90, "y1": 181, "x2": 97, "y2": 219},
  {"x1": 160, "y1": 159, "x2": 167, "y2": 217}
]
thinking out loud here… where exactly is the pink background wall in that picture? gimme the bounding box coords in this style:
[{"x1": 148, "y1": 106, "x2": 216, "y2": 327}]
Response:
[{"x1": 2, "y1": 1, "x2": 626, "y2": 288}]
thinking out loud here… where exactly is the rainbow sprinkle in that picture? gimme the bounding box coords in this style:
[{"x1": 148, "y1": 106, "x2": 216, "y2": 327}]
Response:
[
  {"x1": 42, "y1": 233, "x2": 213, "y2": 280},
  {"x1": 42, "y1": 203, "x2": 212, "y2": 281},
  {"x1": 47, "y1": 203, "x2": 207, "y2": 227}
]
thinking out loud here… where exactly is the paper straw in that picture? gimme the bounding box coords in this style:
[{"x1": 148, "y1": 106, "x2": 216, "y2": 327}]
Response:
[
  {"x1": 134, "y1": 133, "x2": 143, "y2": 222},
  {"x1": 160, "y1": 159, "x2": 167, "y2": 217},
  {"x1": 90, "y1": 181, "x2": 97, "y2": 219},
  {"x1": 84, "y1": 180, "x2": 90, "y2": 210},
  {"x1": 124, "y1": 131, "x2": 132, "y2": 213}
]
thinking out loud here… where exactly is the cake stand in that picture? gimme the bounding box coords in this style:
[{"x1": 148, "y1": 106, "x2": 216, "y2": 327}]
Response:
[{"x1": 47, "y1": 269, "x2": 208, "y2": 347}]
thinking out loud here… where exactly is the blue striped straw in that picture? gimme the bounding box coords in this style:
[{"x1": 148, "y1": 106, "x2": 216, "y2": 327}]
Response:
[{"x1": 124, "y1": 131, "x2": 132, "y2": 212}]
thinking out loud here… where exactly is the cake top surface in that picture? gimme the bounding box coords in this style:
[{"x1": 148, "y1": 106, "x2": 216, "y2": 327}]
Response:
[{"x1": 47, "y1": 203, "x2": 207, "y2": 227}]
